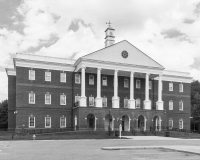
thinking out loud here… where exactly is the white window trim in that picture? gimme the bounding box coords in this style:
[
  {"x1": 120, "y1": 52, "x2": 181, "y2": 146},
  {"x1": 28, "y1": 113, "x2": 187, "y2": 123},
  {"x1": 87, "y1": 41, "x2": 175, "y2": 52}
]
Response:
[
  {"x1": 102, "y1": 77, "x2": 107, "y2": 86},
  {"x1": 169, "y1": 100, "x2": 173, "y2": 110},
  {"x1": 60, "y1": 94, "x2": 66, "y2": 105},
  {"x1": 124, "y1": 98, "x2": 128, "y2": 108},
  {"x1": 169, "y1": 119, "x2": 173, "y2": 129},
  {"x1": 179, "y1": 100, "x2": 183, "y2": 111},
  {"x1": 29, "y1": 116, "x2": 35, "y2": 128},
  {"x1": 89, "y1": 97, "x2": 94, "y2": 106},
  {"x1": 102, "y1": 97, "x2": 107, "y2": 107},
  {"x1": 45, "y1": 117, "x2": 51, "y2": 128},
  {"x1": 29, "y1": 92, "x2": 35, "y2": 104},
  {"x1": 45, "y1": 71, "x2": 51, "y2": 81},
  {"x1": 60, "y1": 72, "x2": 66, "y2": 83},
  {"x1": 45, "y1": 93, "x2": 51, "y2": 105},
  {"x1": 75, "y1": 74, "x2": 80, "y2": 84},
  {"x1": 136, "y1": 98, "x2": 140, "y2": 108},
  {"x1": 169, "y1": 83, "x2": 173, "y2": 91},
  {"x1": 124, "y1": 78, "x2": 129, "y2": 88},
  {"x1": 29, "y1": 70, "x2": 35, "y2": 80},
  {"x1": 179, "y1": 119, "x2": 183, "y2": 129},
  {"x1": 179, "y1": 84, "x2": 183, "y2": 92},
  {"x1": 60, "y1": 117, "x2": 66, "y2": 128},
  {"x1": 136, "y1": 80, "x2": 141, "y2": 89},
  {"x1": 149, "y1": 81, "x2": 152, "y2": 90},
  {"x1": 89, "y1": 75, "x2": 94, "y2": 85}
]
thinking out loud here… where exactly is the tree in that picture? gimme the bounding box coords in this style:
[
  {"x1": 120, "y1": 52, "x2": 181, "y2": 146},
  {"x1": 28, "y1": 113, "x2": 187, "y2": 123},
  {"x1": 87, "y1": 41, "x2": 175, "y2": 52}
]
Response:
[
  {"x1": 191, "y1": 80, "x2": 200, "y2": 131},
  {"x1": 0, "y1": 99, "x2": 8, "y2": 128}
]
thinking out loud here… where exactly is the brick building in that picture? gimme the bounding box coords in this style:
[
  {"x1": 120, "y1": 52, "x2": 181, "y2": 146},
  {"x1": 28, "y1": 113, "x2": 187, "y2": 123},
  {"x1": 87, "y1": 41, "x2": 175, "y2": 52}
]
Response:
[{"x1": 6, "y1": 25, "x2": 192, "y2": 132}]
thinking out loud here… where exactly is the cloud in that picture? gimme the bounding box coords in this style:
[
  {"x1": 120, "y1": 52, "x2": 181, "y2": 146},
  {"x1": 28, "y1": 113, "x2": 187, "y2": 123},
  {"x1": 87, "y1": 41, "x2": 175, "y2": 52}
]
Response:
[
  {"x1": 161, "y1": 28, "x2": 186, "y2": 38},
  {"x1": 194, "y1": 2, "x2": 200, "y2": 17},
  {"x1": 183, "y1": 18, "x2": 195, "y2": 24},
  {"x1": 190, "y1": 57, "x2": 200, "y2": 69},
  {"x1": 160, "y1": 28, "x2": 193, "y2": 43}
]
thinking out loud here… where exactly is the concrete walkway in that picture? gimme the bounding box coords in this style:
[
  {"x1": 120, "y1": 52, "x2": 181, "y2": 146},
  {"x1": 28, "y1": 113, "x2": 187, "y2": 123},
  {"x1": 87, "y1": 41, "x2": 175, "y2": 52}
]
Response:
[
  {"x1": 101, "y1": 136, "x2": 200, "y2": 155},
  {"x1": 121, "y1": 136, "x2": 182, "y2": 140}
]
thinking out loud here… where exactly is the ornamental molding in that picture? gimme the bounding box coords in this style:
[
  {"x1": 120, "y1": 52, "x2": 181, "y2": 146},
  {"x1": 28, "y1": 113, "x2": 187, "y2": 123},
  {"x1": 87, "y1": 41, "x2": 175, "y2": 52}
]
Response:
[
  {"x1": 15, "y1": 59, "x2": 75, "y2": 72},
  {"x1": 5, "y1": 68, "x2": 16, "y2": 76}
]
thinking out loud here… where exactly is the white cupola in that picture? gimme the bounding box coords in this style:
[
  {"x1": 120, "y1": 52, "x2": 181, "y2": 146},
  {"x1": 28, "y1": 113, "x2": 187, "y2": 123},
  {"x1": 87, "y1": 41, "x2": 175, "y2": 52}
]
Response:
[{"x1": 105, "y1": 21, "x2": 115, "y2": 47}]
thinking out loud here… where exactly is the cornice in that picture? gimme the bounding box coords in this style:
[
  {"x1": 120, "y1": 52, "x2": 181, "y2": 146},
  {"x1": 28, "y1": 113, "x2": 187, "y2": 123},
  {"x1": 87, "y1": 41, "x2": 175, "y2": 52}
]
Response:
[
  {"x1": 5, "y1": 68, "x2": 16, "y2": 76},
  {"x1": 14, "y1": 58, "x2": 75, "y2": 71}
]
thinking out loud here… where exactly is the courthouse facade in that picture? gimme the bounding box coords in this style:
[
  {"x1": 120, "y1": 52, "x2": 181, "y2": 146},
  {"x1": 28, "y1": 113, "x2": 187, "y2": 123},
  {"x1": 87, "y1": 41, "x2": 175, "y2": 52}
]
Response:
[{"x1": 6, "y1": 25, "x2": 192, "y2": 132}]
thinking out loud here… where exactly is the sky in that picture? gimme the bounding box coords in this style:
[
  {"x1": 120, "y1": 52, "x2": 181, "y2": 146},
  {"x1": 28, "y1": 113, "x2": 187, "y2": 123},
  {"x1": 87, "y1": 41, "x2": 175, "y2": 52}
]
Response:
[{"x1": 0, "y1": 0, "x2": 200, "y2": 101}]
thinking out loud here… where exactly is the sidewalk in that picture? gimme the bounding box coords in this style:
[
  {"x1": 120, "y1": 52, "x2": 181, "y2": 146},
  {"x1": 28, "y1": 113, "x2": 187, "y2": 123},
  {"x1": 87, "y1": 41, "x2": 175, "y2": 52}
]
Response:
[{"x1": 102, "y1": 136, "x2": 200, "y2": 155}]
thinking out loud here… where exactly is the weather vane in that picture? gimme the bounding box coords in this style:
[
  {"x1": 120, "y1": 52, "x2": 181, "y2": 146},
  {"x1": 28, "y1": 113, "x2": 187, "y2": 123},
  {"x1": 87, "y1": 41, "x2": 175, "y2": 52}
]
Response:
[{"x1": 106, "y1": 21, "x2": 112, "y2": 27}]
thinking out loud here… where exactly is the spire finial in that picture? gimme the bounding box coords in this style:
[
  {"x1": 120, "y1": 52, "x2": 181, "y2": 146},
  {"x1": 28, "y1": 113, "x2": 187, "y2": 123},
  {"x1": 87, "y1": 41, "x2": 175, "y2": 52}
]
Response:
[{"x1": 106, "y1": 21, "x2": 112, "y2": 27}]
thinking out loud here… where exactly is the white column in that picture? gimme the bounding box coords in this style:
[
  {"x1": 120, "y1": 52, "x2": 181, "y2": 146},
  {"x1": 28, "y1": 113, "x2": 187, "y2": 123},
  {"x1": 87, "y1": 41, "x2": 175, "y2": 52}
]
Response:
[
  {"x1": 112, "y1": 70, "x2": 119, "y2": 108},
  {"x1": 145, "y1": 73, "x2": 149, "y2": 101},
  {"x1": 80, "y1": 67, "x2": 87, "y2": 107},
  {"x1": 143, "y1": 73, "x2": 151, "y2": 109},
  {"x1": 156, "y1": 75, "x2": 164, "y2": 110},
  {"x1": 95, "y1": 68, "x2": 102, "y2": 107},
  {"x1": 114, "y1": 70, "x2": 118, "y2": 98},
  {"x1": 94, "y1": 117, "x2": 97, "y2": 131},
  {"x1": 144, "y1": 118, "x2": 147, "y2": 131},
  {"x1": 129, "y1": 71, "x2": 135, "y2": 109}
]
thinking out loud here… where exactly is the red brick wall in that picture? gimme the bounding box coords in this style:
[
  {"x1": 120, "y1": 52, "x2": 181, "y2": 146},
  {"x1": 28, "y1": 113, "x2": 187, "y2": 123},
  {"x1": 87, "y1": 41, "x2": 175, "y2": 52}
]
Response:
[
  {"x1": 13, "y1": 66, "x2": 191, "y2": 130},
  {"x1": 8, "y1": 75, "x2": 16, "y2": 130}
]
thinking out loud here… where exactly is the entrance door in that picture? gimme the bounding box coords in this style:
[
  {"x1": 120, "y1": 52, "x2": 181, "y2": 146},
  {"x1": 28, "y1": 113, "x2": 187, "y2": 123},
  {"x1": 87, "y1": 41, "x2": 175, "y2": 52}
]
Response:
[{"x1": 89, "y1": 117, "x2": 94, "y2": 128}]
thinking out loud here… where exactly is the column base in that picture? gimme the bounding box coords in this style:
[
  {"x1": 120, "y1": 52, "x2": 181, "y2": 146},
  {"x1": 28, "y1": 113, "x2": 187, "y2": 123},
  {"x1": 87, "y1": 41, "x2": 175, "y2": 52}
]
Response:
[
  {"x1": 156, "y1": 101, "x2": 164, "y2": 110},
  {"x1": 79, "y1": 96, "x2": 87, "y2": 107},
  {"x1": 112, "y1": 97, "x2": 119, "y2": 108},
  {"x1": 143, "y1": 100, "x2": 151, "y2": 110},
  {"x1": 95, "y1": 97, "x2": 103, "y2": 107},
  {"x1": 129, "y1": 99, "x2": 135, "y2": 109}
]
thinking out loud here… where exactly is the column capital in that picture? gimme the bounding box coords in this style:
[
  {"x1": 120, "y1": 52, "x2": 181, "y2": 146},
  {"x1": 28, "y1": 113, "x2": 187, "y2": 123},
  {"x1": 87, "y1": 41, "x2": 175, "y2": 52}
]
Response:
[
  {"x1": 82, "y1": 66, "x2": 86, "y2": 69},
  {"x1": 146, "y1": 73, "x2": 150, "y2": 76},
  {"x1": 114, "y1": 69, "x2": 118, "y2": 72},
  {"x1": 97, "y1": 68, "x2": 102, "y2": 71},
  {"x1": 130, "y1": 71, "x2": 134, "y2": 74},
  {"x1": 159, "y1": 74, "x2": 162, "y2": 77}
]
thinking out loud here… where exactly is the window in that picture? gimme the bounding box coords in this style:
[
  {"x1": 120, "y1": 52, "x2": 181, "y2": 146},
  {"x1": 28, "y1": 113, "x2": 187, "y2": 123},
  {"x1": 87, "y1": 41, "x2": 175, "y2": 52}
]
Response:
[
  {"x1": 29, "y1": 92, "x2": 35, "y2": 104},
  {"x1": 179, "y1": 84, "x2": 183, "y2": 92},
  {"x1": 60, "y1": 117, "x2": 66, "y2": 128},
  {"x1": 169, "y1": 119, "x2": 173, "y2": 129},
  {"x1": 89, "y1": 96, "x2": 94, "y2": 106},
  {"x1": 29, "y1": 116, "x2": 35, "y2": 128},
  {"x1": 136, "y1": 80, "x2": 141, "y2": 89},
  {"x1": 102, "y1": 77, "x2": 107, "y2": 86},
  {"x1": 60, "y1": 94, "x2": 66, "y2": 105},
  {"x1": 45, "y1": 93, "x2": 51, "y2": 105},
  {"x1": 29, "y1": 70, "x2": 35, "y2": 80},
  {"x1": 179, "y1": 119, "x2": 183, "y2": 129},
  {"x1": 60, "y1": 72, "x2": 66, "y2": 83},
  {"x1": 45, "y1": 71, "x2": 51, "y2": 81},
  {"x1": 136, "y1": 98, "x2": 140, "y2": 108},
  {"x1": 124, "y1": 78, "x2": 129, "y2": 88},
  {"x1": 45, "y1": 117, "x2": 51, "y2": 128},
  {"x1": 124, "y1": 98, "x2": 129, "y2": 108},
  {"x1": 169, "y1": 100, "x2": 173, "y2": 110},
  {"x1": 102, "y1": 96, "x2": 107, "y2": 107},
  {"x1": 75, "y1": 95, "x2": 80, "y2": 106},
  {"x1": 89, "y1": 75, "x2": 94, "y2": 85},
  {"x1": 149, "y1": 81, "x2": 152, "y2": 89},
  {"x1": 169, "y1": 83, "x2": 173, "y2": 91},
  {"x1": 75, "y1": 74, "x2": 80, "y2": 84},
  {"x1": 179, "y1": 100, "x2": 183, "y2": 110}
]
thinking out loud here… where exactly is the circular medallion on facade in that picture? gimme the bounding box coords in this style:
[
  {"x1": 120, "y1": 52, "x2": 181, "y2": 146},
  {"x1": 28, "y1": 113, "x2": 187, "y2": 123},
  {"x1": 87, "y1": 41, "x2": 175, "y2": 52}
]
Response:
[{"x1": 122, "y1": 51, "x2": 128, "y2": 58}]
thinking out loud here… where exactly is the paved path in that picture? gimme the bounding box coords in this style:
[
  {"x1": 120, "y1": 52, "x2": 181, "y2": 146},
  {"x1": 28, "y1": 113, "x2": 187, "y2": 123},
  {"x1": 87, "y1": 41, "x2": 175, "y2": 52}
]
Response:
[
  {"x1": 0, "y1": 136, "x2": 200, "y2": 159},
  {"x1": 121, "y1": 136, "x2": 182, "y2": 140}
]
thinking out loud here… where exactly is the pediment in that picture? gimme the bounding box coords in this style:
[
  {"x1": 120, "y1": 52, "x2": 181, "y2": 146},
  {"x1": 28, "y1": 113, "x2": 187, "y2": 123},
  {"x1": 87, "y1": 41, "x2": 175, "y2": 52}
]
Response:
[{"x1": 82, "y1": 40, "x2": 164, "y2": 69}]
